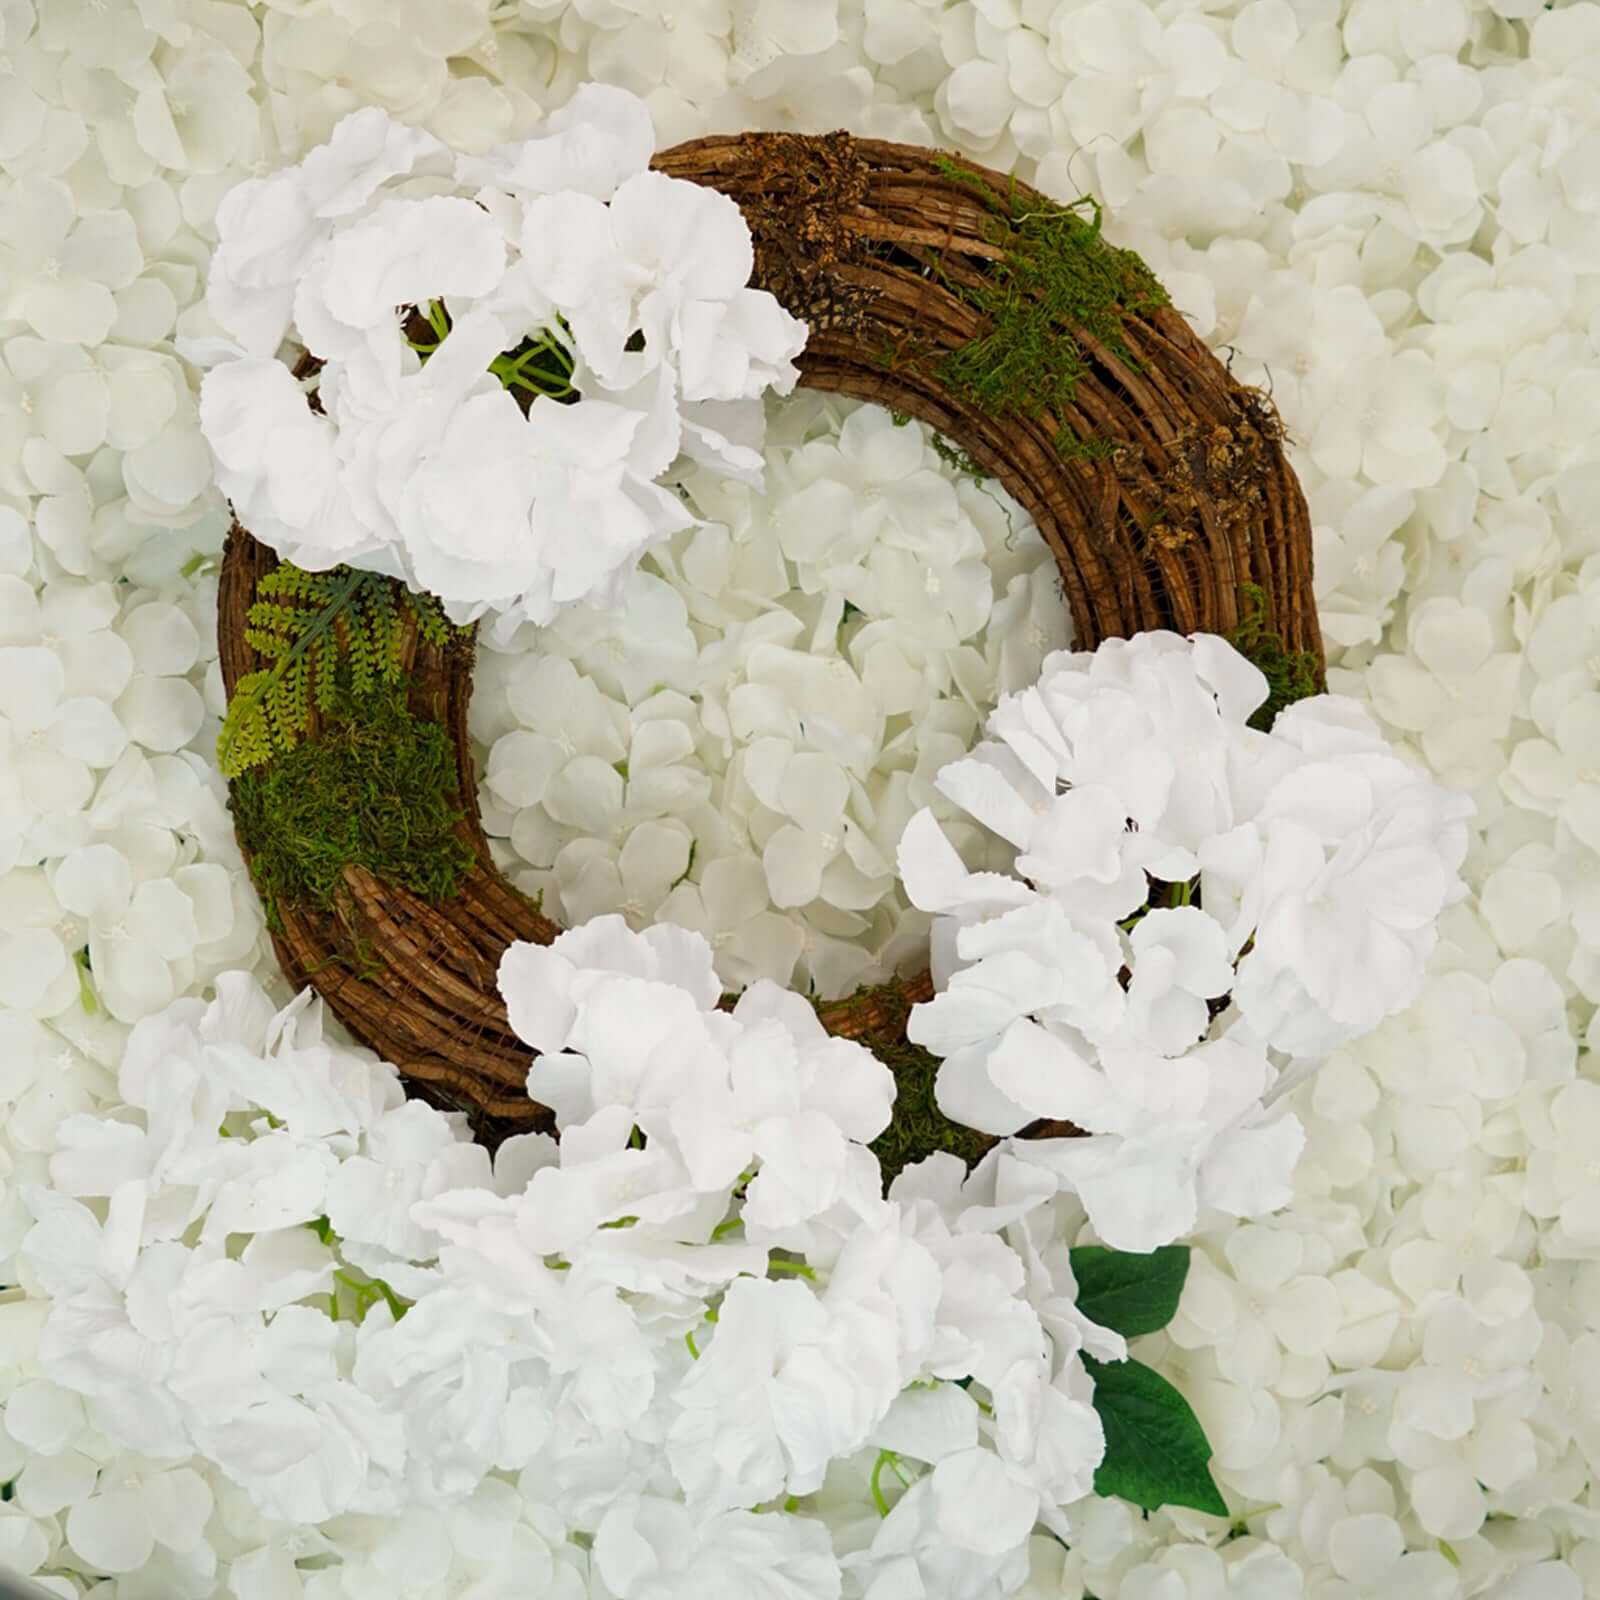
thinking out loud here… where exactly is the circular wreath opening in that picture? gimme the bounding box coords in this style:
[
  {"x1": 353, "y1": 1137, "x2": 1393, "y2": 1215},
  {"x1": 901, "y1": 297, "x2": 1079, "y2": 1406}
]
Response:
[{"x1": 216, "y1": 131, "x2": 1324, "y2": 1161}]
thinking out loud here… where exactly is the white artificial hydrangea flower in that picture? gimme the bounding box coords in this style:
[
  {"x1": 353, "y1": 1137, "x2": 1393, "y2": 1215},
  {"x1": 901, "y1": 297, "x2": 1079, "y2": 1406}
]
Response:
[
  {"x1": 498, "y1": 914, "x2": 897, "y2": 1229},
  {"x1": 18, "y1": 974, "x2": 475, "y2": 1521},
  {"x1": 465, "y1": 920, "x2": 1115, "y2": 1565},
  {"x1": 192, "y1": 87, "x2": 807, "y2": 632},
  {"x1": 897, "y1": 631, "x2": 1471, "y2": 1250},
  {"x1": 13, "y1": 940, "x2": 1134, "y2": 1580}
]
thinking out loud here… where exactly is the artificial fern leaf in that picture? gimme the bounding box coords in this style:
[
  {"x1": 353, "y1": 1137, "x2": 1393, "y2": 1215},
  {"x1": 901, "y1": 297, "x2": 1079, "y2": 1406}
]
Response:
[
  {"x1": 408, "y1": 590, "x2": 453, "y2": 648},
  {"x1": 218, "y1": 562, "x2": 468, "y2": 780},
  {"x1": 312, "y1": 634, "x2": 339, "y2": 714},
  {"x1": 347, "y1": 615, "x2": 377, "y2": 698},
  {"x1": 244, "y1": 628, "x2": 291, "y2": 659},
  {"x1": 222, "y1": 669, "x2": 277, "y2": 775}
]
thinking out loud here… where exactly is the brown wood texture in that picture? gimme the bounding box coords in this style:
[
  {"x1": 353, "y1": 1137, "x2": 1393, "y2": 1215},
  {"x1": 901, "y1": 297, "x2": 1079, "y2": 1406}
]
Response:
[{"x1": 218, "y1": 133, "x2": 1322, "y2": 1148}]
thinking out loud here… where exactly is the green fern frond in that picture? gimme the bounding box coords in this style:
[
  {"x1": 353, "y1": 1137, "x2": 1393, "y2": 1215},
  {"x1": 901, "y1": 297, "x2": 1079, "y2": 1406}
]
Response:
[
  {"x1": 218, "y1": 562, "x2": 467, "y2": 780},
  {"x1": 256, "y1": 565, "x2": 342, "y2": 606},
  {"x1": 244, "y1": 628, "x2": 291, "y2": 659},
  {"x1": 219, "y1": 668, "x2": 278, "y2": 775},
  {"x1": 410, "y1": 595, "x2": 453, "y2": 649},
  {"x1": 312, "y1": 633, "x2": 339, "y2": 714}
]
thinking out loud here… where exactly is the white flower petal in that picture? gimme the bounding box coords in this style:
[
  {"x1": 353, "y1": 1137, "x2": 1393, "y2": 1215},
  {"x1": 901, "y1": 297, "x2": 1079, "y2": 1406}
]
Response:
[{"x1": 67, "y1": 1489, "x2": 156, "y2": 1574}]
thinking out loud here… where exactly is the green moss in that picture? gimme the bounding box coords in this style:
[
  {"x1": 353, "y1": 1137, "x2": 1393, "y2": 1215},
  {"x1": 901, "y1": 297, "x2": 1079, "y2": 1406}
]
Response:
[
  {"x1": 230, "y1": 683, "x2": 475, "y2": 931},
  {"x1": 871, "y1": 1036, "x2": 993, "y2": 1187},
  {"x1": 1225, "y1": 582, "x2": 1323, "y2": 731},
  {"x1": 819, "y1": 981, "x2": 993, "y2": 1186},
  {"x1": 928, "y1": 155, "x2": 1169, "y2": 458},
  {"x1": 929, "y1": 431, "x2": 989, "y2": 481}
]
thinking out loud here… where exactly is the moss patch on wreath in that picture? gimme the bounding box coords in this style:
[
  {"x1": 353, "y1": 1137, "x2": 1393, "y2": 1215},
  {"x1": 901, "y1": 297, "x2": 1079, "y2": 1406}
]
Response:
[
  {"x1": 1226, "y1": 581, "x2": 1323, "y2": 730},
  {"x1": 933, "y1": 157, "x2": 1169, "y2": 447},
  {"x1": 230, "y1": 683, "x2": 475, "y2": 932},
  {"x1": 814, "y1": 980, "x2": 994, "y2": 1185},
  {"x1": 872, "y1": 1037, "x2": 994, "y2": 1187},
  {"x1": 877, "y1": 157, "x2": 1170, "y2": 461}
]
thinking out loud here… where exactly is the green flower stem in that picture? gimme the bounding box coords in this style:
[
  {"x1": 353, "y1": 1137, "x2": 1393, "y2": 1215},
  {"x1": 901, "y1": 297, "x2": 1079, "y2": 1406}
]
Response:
[
  {"x1": 73, "y1": 949, "x2": 96, "y2": 1015},
  {"x1": 410, "y1": 297, "x2": 578, "y2": 402},
  {"x1": 870, "y1": 1449, "x2": 911, "y2": 1516},
  {"x1": 331, "y1": 1267, "x2": 411, "y2": 1324},
  {"x1": 766, "y1": 1256, "x2": 816, "y2": 1280}
]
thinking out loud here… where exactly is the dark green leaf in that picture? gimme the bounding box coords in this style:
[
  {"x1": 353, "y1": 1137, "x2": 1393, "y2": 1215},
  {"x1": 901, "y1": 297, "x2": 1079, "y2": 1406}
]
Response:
[
  {"x1": 1070, "y1": 1245, "x2": 1190, "y2": 1337},
  {"x1": 1085, "y1": 1354, "x2": 1227, "y2": 1517}
]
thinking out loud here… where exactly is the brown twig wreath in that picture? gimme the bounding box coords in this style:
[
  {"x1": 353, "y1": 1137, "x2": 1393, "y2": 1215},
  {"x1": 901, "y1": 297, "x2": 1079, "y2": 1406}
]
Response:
[{"x1": 216, "y1": 132, "x2": 1324, "y2": 1157}]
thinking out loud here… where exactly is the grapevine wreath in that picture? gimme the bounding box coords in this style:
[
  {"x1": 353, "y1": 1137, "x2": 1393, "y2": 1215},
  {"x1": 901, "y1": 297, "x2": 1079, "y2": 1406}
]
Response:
[{"x1": 215, "y1": 124, "x2": 1324, "y2": 1160}]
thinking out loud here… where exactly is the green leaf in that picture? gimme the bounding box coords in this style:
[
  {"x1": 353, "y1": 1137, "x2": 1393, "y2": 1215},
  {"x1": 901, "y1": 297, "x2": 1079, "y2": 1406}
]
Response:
[
  {"x1": 1070, "y1": 1245, "x2": 1190, "y2": 1338},
  {"x1": 1085, "y1": 1354, "x2": 1227, "y2": 1517}
]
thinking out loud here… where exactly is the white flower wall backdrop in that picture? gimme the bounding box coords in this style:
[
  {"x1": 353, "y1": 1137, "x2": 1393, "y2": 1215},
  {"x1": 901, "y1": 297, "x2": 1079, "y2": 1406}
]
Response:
[
  {"x1": 472, "y1": 392, "x2": 1068, "y2": 1000},
  {"x1": 0, "y1": 1, "x2": 1596, "y2": 1598}
]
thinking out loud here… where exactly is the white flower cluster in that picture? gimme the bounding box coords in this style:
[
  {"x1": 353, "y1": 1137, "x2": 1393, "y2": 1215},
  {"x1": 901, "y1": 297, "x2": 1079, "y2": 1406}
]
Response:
[
  {"x1": 898, "y1": 633, "x2": 1472, "y2": 1252},
  {"x1": 474, "y1": 392, "x2": 1068, "y2": 999},
  {"x1": 194, "y1": 87, "x2": 807, "y2": 630},
  {"x1": 19, "y1": 975, "x2": 502, "y2": 1529},
  {"x1": 18, "y1": 948, "x2": 1129, "y2": 1594}
]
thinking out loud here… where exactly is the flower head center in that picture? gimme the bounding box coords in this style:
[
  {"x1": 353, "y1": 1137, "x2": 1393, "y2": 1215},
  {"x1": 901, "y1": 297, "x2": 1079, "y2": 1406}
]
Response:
[{"x1": 40, "y1": 258, "x2": 62, "y2": 283}]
